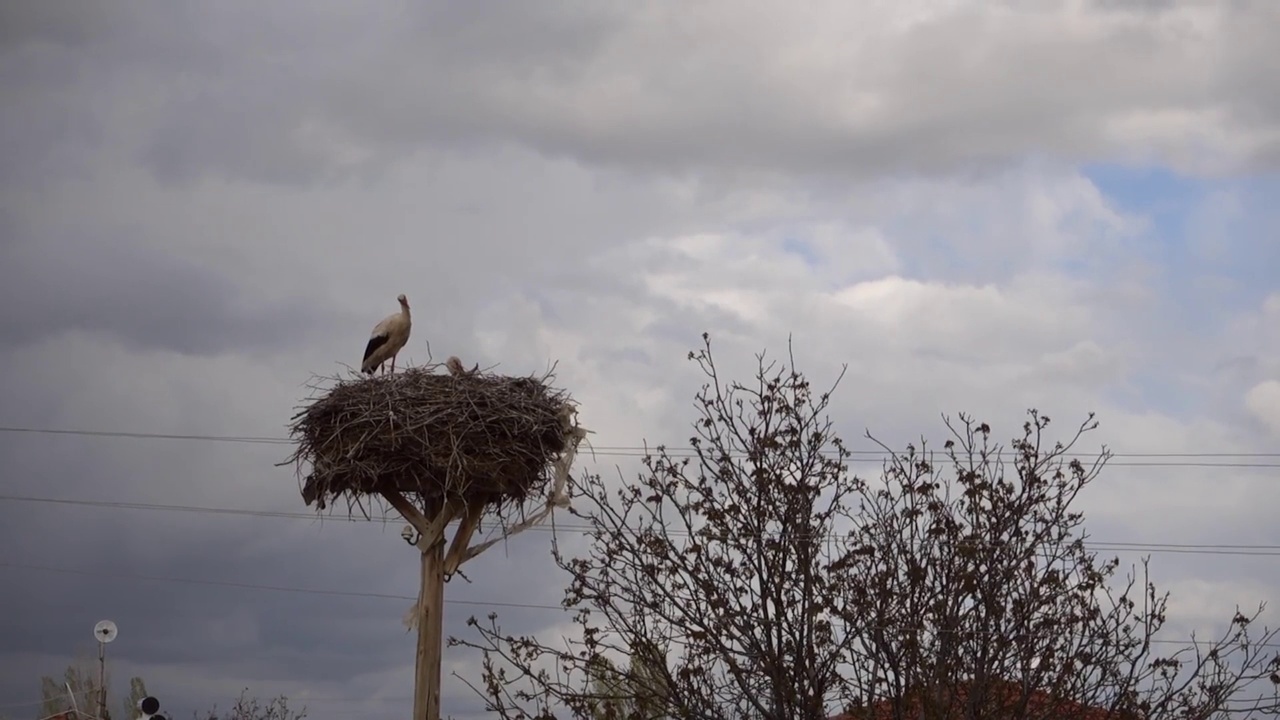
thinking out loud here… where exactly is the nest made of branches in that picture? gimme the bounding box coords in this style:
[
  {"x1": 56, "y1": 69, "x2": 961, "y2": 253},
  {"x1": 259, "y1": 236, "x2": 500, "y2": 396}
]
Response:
[{"x1": 284, "y1": 363, "x2": 576, "y2": 515}]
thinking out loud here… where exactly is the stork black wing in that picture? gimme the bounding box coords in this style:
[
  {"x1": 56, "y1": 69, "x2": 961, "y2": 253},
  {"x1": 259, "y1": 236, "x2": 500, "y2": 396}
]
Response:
[{"x1": 363, "y1": 333, "x2": 389, "y2": 362}]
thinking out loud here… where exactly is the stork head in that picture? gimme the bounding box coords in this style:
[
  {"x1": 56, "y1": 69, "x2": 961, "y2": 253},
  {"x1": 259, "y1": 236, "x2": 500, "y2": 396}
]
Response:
[{"x1": 397, "y1": 293, "x2": 409, "y2": 308}]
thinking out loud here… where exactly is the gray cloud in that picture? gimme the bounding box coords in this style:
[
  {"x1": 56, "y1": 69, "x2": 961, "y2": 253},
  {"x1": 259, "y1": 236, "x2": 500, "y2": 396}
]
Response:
[
  {"x1": 0, "y1": 1, "x2": 117, "y2": 50},
  {"x1": 0, "y1": 236, "x2": 324, "y2": 357},
  {"x1": 2, "y1": 2, "x2": 1279, "y2": 719},
  {"x1": 7, "y1": 1, "x2": 1279, "y2": 189},
  {"x1": 132, "y1": 4, "x2": 1280, "y2": 181}
]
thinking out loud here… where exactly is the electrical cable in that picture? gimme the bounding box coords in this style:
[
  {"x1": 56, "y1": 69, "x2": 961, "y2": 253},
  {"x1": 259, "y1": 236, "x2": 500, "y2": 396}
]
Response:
[
  {"x1": 3, "y1": 561, "x2": 1278, "y2": 650},
  {"x1": 0, "y1": 561, "x2": 564, "y2": 610},
  {"x1": 3, "y1": 494, "x2": 1280, "y2": 557},
  {"x1": 2, "y1": 425, "x2": 1279, "y2": 466}
]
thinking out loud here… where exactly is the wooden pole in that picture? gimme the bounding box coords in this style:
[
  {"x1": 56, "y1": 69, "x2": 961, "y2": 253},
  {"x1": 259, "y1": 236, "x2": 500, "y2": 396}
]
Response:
[
  {"x1": 383, "y1": 491, "x2": 454, "y2": 720},
  {"x1": 414, "y1": 538, "x2": 446, "y2": 720},
  {"x1": 378, "y1": 474, "x2": 570, "y2": 712},
  {"x1": 427, "y1": 540, "x2": 447, "y2": 719}
]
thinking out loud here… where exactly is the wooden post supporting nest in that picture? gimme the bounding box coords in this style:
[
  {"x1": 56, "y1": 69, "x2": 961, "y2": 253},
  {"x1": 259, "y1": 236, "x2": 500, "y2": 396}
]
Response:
[
  {"x1": 285, "y1": 355, "x2": 590, "y2": 720},
  {"x1": 417, "y1": 531, "x2": 445, "y2": 719},
  {"x1": 382, "y1": 491, "x2": 456, "y2": 720},
  {"x1": 383, "y1": 471, "x2": 585, "y2": 718},
  {"x1": 379, "y1": 401, "x2": 588, "y2": 720}
]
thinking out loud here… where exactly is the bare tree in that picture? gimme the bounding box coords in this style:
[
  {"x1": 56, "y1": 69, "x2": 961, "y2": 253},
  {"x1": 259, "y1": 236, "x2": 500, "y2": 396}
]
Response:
[
  {"x1": 835, "y1": 411, "x2": 1280, "y2": 719},
  {"x1": 455, "y1": 336, "x2": 1280, "y2": 720},
  {"x1": 455, "y1": 334, "x2": 863, "y2": 719}
]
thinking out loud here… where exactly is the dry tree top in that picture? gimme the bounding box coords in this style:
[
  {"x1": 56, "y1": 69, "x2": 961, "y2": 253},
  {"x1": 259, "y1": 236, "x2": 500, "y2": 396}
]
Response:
[{"x1": 283, "y1": 362, "x2": 578, "y2": 519}]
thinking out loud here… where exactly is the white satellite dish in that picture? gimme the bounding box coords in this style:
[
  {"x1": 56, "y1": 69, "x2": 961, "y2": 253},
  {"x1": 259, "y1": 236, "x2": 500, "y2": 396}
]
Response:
[{"x1": 94, "y1": 619, "x2": 118, "y2": 644}]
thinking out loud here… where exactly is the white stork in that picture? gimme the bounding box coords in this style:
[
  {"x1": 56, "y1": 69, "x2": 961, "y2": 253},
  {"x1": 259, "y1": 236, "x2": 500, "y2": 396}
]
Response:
[{"x1": 361, "y1": 294, "x2": 412, "y2": 375}]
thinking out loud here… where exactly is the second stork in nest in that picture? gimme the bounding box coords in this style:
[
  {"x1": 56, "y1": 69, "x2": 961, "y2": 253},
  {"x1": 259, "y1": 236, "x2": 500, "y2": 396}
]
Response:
[{"x1": 361, "y1": 293, "x2": 411, "y2": 375}]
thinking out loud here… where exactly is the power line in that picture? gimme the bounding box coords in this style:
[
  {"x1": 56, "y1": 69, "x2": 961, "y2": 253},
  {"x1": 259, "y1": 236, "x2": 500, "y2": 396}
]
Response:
[
  {"x1": 3, "y1": 561, "x2": 1277, "y2": 650},
  {"x1": 0, "y1": 685, "x2": 415, "y2": 711},
  {"x1": 2, "y1": 425, "x2": 1279, "y2": 466},
  {"x1": 4, "y1": 493, "x2": 1280, "y2": 557},
  {"x1": 0, "y1": 426, "x2": 291, "y2": 444},
  {"x1": 0, "y1": 561, "x2": 564, "y2": 611}
]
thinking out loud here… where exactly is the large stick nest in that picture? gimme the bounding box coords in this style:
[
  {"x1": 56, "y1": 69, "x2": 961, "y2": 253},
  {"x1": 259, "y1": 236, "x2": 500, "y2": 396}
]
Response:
[{"x1": 283, "y1": 363, "x2": 577, "y2": 515}]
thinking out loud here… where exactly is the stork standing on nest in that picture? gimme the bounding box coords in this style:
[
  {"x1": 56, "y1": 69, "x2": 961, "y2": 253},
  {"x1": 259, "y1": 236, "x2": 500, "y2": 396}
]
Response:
[{"x1": 361, "y1": 294, "x2": 412, "y2": 375}]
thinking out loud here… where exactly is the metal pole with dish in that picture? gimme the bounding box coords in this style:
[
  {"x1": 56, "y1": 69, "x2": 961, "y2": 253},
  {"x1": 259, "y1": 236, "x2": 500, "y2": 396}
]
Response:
[{"x1": 93, "y1": 620, "x2": 118, "y2": 720}]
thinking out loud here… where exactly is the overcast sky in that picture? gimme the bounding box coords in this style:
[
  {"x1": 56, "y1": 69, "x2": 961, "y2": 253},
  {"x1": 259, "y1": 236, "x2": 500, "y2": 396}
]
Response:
[{"x1": 2, "y1": 1, "x2": 1279, "y2": 718}]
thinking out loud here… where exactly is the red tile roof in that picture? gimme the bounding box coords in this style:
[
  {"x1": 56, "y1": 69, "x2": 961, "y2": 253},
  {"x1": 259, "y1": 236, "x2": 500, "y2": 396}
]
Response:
[{"x1": 829, "y1": 679, "x2": 1135, "y2": 720}]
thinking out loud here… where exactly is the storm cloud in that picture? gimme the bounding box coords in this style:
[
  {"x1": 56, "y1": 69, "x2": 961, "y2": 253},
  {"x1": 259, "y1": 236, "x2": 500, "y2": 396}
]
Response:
[{"x1": 2, "y1": 1, "x2": 1279, "y2": 719}]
